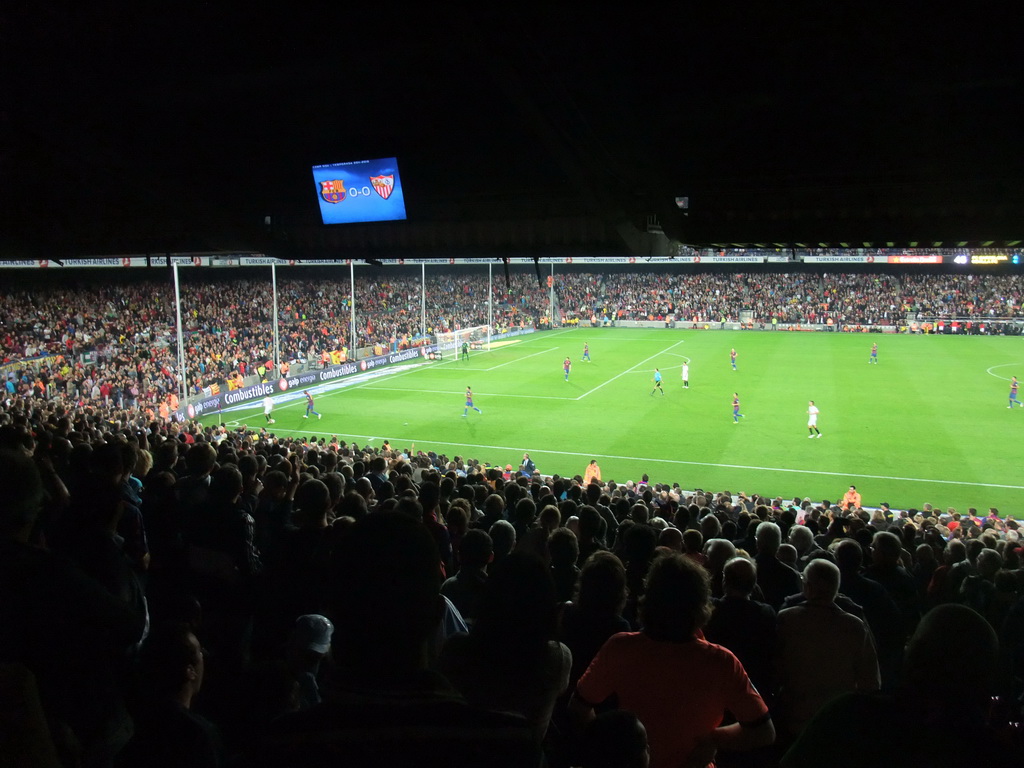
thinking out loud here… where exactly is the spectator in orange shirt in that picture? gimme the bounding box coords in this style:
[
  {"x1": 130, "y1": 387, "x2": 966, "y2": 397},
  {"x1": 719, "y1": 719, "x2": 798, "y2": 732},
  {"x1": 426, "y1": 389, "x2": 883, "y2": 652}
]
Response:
[{"x1": 841, "y1": 485, "x2": 862, "y2": 510}]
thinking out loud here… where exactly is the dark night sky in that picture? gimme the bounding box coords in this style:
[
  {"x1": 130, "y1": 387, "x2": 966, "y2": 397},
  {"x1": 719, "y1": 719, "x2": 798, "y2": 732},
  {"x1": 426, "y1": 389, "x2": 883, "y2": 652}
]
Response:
[{"x1": 3, "y1": 6, "x2": 1021, "y2": 254}]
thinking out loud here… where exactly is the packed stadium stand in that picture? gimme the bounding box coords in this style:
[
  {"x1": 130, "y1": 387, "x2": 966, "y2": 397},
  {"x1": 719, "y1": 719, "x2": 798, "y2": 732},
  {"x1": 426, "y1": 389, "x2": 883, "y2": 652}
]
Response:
[{"x1": 2, "y1": 267, "x2": 1023, "y2": 767}]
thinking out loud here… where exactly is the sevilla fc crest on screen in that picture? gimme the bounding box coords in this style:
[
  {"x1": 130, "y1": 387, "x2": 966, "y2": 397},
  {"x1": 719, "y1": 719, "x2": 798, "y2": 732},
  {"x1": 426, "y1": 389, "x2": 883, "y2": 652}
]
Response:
[
  {"x1": 320, "y1": 180, "x2": 347, "y2": 203},
  {"x1": 370, "y1": 174, "x2": 395, "y2": 200}
]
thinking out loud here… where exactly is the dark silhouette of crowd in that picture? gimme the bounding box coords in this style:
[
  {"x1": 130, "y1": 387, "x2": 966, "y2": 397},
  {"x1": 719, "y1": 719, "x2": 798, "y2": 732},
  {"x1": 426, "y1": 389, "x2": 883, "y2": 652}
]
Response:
[{"x1": 1, "y1": 389, "x2": 1023, "y2": 767}]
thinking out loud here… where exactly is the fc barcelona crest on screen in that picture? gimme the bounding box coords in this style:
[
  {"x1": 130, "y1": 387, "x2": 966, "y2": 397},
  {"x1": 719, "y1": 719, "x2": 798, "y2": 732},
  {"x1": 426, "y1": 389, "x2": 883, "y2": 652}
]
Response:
[
  {"x1": 370, "y1": 174, "x2": 395, "y2": 200},
  {"x1": 320, "y1": 180, "x2": 346, "y2": 203}
]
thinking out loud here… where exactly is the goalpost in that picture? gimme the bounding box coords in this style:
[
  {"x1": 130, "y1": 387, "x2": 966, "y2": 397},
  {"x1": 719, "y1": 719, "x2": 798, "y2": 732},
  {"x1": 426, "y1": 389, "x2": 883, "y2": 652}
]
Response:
[{"x1": 434, "y1": 325, "x2": 492, "y2": 356}]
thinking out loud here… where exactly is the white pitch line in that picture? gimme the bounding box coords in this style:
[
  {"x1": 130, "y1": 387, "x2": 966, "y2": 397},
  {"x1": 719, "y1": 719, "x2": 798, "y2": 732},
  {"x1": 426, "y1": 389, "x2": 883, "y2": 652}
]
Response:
[
  {"x1": 368, "y1": 386, "x2": 574, "y2": 401},
  {"x1": 483, "y1": 347, "x2": 560, "y2": 371},
  {"x1": 575, "y1": 339, "x2": 688, "y2": 400},
  {"x1": 255, "y1": 431, "x2": 1024, "y2": 492},
  {"x1": 986, "y1": 363, "x2": 1021, "y2": 381}
]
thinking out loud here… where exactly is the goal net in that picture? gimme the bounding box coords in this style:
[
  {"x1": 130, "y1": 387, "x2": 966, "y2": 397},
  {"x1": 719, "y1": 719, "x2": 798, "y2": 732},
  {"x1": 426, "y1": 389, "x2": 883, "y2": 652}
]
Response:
[{"x1": 434, "y1": 325, "x2": 491, "y2": 356}]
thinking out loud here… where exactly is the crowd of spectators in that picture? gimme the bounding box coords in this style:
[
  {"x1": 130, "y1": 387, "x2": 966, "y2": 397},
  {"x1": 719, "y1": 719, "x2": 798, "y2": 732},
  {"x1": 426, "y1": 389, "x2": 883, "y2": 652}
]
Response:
[
  {"x1": 1, "y1": 388, "x2": 1023, "y2": 767},
  {"x1": 4, "y1": 270, "x2": 1024, "y2": 406},
  {"x1": 604, "y1": 271, "x2": 1024, "y2": 326},
  {"x1": 600, "y1": 273, "x2": 748, "y2": 322},
  {"x1": 900, "y1": 274, "x2": 1024, "y2": 319}
]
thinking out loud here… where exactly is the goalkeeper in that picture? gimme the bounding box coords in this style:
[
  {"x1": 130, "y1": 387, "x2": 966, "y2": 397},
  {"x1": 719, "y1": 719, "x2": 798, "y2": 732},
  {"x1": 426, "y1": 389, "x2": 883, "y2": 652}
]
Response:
[{"x1": 461, "y1": 340, "x2": 470, "y2": 361}]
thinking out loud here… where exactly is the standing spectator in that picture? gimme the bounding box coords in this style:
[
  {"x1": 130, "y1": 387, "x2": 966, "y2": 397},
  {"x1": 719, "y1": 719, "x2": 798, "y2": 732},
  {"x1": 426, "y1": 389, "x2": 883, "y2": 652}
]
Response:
[
  {"x1": 438, "y1": 552, "x2": 571, "y2": 746},
  {"x1": 754, "y1": 522, "x2": 802, "y2": 610},
  {"x1": 570, "y1": 553, "x2": 775, "y2": 768},
  {"x1": 865, "y1": 531, "x2": 922, "y2": 639},
  {"x1": 704, "y1": 556, "x2": 778, "y2": 703},
  {"x1": 441, "y1": 529, "x2": 492, "y2": 624},
  {"x1": 782, "y1": 605, "x2": 1017, "y2": 767},
  {"x1": 119, "y1": 623, "x2": 224, "y2": 768},
  {"x1": 260, "y1": 512, "x2": 540, "y2": 766},
  {"x1": 775, "y1": 560, "x2": 880, "y2": 737}
]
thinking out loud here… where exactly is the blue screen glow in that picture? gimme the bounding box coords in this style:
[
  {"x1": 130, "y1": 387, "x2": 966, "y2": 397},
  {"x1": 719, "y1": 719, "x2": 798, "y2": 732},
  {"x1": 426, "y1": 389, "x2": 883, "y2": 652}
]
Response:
[{"x1": 312, "y1": 157, "x2": 407, "y2": 224}]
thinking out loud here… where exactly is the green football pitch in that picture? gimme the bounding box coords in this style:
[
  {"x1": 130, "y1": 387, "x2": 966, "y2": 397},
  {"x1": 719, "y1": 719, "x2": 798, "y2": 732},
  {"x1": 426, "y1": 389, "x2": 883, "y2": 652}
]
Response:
[{"x1": 212, "y1": 328, "x2": 1024, "y2": 513}]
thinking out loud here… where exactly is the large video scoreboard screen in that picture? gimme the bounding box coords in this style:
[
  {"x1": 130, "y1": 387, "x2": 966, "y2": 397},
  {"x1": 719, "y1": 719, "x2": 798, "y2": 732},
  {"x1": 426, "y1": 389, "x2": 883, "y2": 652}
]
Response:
[{"x1": 312, "y1": 157, "x2": 407, "y2": 224}]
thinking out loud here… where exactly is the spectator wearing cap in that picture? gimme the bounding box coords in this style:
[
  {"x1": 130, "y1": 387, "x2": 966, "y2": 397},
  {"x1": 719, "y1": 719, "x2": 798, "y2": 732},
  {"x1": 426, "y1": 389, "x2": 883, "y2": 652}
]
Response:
[{"x1": 287, "y1": 614, "x2": 333, "y2": 710}]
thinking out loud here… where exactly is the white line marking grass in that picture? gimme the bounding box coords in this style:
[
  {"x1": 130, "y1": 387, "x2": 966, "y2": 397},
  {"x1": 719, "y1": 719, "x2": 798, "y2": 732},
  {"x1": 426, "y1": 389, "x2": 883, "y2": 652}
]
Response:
[
  {"x1": 369, "y1": 386, "x2": 574, "y2": 401},
  {"x1": 259, "y1": 431, "x2": 1024, "y2": 492},
  {"x1": 483, "y1": 347, "x2": 560, "y2": 371},
  {"x1": 986, "y1": 363, "x2": 1022, "y2": 382},
  {"x1": 576, "y1": 339, "x2": 688, "y2": 400}
]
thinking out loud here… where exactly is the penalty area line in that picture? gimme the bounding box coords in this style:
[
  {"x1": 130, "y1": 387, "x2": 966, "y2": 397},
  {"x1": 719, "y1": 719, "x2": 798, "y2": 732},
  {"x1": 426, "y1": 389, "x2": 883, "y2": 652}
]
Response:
[{"x1": 576, "y1": 339, "x2": 688, "y2": 400}]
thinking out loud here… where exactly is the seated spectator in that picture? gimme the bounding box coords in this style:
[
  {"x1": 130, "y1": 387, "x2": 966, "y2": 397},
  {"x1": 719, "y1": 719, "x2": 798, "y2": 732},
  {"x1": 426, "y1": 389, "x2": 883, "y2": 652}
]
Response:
[
  {"x1": 840, "y1": 485, "x2": 862, "y2": 511},
  {"x1": 489, "y1": 519, "x2": 517, "y2": 565},
  {"x1": 704, "y1": 537, "x2": 737, "y2": 597}
]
